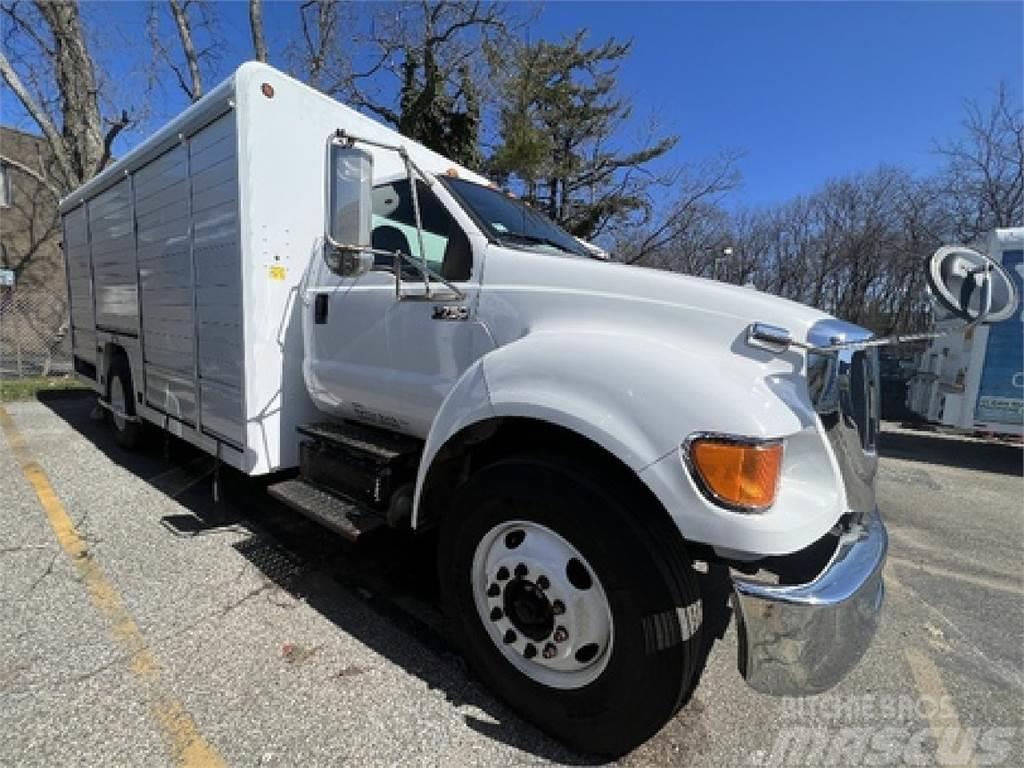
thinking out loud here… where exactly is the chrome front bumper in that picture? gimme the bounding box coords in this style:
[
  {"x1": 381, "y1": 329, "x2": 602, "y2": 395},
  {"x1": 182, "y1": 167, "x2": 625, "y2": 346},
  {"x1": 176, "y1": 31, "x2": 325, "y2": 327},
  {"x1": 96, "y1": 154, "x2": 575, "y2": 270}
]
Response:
[{"x1": 731, "y1": 508, "x2": 887, "y2": 696}]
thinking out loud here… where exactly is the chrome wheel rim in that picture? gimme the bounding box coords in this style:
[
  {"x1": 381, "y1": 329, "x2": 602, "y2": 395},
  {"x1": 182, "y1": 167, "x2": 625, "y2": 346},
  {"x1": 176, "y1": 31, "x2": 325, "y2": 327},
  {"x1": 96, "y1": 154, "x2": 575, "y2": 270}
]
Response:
[
  {"x1": 471, "y1": 520, "x2": 614, "y2": 689},
  {"x1": 110, "y1": 376, "x2": 127, "y2": 432}
]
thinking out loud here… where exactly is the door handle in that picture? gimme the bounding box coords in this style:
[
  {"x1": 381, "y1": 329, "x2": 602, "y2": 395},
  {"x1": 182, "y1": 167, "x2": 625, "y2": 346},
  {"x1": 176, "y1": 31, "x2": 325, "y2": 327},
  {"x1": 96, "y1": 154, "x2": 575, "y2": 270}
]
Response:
[{"x1": 314, "y1": 293, "x2": 328, "y2": 324}]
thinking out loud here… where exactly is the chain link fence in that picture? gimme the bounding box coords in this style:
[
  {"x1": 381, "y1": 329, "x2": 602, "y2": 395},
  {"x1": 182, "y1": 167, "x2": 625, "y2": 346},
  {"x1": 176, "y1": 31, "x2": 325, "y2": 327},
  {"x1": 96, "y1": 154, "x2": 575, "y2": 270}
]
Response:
[{"x1": 0, "y1": 284, "x2": 73, "y2": 378}]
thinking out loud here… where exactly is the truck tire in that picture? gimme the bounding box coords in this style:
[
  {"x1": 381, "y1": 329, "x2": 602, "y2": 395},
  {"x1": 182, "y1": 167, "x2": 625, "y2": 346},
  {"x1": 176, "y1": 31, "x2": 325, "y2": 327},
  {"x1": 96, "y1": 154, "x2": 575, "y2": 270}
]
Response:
[
  {"x1": 439, "y1": 456, "x2": 704, "y2": 757},
  {"x1": 107, "y1": 356, "x2": 142, "y2": 450}
]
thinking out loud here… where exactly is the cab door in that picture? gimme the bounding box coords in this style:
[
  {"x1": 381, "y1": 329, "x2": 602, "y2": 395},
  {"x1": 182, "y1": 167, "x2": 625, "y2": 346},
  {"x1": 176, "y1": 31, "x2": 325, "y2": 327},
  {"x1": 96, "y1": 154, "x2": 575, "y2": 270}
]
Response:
[
  {"x1": 304, "y1": 176, "x2": 491, "y2": 437},
  {"x1": 379, "y1": 178, "x2": 492, "y2": 436},
  {"x1": 303, "y1": 249, "x2": 396, "y2": 425}
]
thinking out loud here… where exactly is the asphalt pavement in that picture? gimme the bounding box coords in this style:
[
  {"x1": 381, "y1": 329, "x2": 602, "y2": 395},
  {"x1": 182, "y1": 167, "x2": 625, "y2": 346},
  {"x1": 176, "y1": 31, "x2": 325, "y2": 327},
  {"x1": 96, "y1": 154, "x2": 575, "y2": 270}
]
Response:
[{"x1": 1, "y1": 393, "x2": 1021, "y2": 767}]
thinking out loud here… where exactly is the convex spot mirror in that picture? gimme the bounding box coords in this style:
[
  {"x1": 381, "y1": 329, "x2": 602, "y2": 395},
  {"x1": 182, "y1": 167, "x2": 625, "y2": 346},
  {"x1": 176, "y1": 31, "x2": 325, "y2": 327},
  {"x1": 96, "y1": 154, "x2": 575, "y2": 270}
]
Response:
[
  {"x1": 926, "y1": 245, "x2": 1019, "y2": 324},
  {"x1": 325, "y1": 143, "x2": 374, "y2": 277}
]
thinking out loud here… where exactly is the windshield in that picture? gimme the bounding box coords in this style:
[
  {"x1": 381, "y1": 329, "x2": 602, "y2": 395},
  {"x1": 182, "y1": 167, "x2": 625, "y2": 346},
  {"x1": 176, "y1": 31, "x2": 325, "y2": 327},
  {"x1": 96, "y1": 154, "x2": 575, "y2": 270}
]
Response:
[{"x1": 442, "y1": 177, "x2": 594, "y2": 259}]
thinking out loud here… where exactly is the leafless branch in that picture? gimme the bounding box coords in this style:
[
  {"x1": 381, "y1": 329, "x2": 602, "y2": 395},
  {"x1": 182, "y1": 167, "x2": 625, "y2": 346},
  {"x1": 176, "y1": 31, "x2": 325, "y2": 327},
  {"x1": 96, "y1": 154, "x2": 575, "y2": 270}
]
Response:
[
  {"x1": 0, "y1": 49, "x2": 76, "y2": 188},
  {"x1": 0, "y1": 154, "x2": 61, "y2": 198},
  {"x1": 95, "y1": 110, "x2": 130, "y2": 176},
  {"x1": 168, "y1": 0, "x2": 204, "y2": 101},
  {"x1": 249, "y1": 0, "x2": 268, "y2": 62}
]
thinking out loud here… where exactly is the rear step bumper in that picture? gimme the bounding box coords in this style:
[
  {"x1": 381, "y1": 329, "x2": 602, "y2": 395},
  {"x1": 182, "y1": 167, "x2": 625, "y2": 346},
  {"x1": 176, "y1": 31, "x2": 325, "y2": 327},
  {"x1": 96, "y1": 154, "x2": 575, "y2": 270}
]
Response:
[{"x1": 267, "y1": 478, "x2": 385, "y2": 541}]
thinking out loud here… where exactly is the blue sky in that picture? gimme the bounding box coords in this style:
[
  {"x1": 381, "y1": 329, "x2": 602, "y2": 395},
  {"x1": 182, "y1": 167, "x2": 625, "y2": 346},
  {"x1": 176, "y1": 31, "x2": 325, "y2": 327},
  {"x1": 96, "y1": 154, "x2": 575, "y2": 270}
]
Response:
[
  {"x1": 535, "y1": 1, "x2": 1023, "y2": 208},
  {"x1": 7, "y1": 1, "x2": 1023, "y2": 210}
]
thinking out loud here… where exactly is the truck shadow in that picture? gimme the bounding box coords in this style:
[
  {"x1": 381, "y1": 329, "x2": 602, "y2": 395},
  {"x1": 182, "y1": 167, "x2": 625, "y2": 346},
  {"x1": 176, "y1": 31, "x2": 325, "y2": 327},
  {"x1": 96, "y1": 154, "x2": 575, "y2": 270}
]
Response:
[
  {"x1": 36, "y1": 391, "x2": 729, "y2": 765},
  {"x1": 879, "y1": 426, "x2": 1023, "y2": 477}
]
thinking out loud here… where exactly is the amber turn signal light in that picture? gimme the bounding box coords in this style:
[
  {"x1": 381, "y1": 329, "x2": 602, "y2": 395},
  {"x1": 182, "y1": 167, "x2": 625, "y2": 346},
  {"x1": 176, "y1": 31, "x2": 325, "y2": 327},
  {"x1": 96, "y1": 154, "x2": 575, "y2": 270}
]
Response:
[{"x1": 687, "y1": 438, "x2": 783, "y2": 511}]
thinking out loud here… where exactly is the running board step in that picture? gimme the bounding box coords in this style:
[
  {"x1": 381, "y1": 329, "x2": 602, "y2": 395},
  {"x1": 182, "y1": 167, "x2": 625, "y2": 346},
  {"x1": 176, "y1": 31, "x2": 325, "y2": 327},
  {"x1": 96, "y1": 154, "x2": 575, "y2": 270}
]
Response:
[
  {"x1": 296, "y1": 421, "x2": 421, "y2": 463},
  {"x1": 266, "y1": 479, "x2": 385, "y2": 541}
]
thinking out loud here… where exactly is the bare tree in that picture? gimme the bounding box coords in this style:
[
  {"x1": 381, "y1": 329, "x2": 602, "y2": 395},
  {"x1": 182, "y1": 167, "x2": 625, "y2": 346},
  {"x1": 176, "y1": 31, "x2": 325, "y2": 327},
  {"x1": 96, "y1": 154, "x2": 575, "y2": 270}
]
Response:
[
  {"x1": 294, "y1": 0, "x2": 341, "y2": 91},
  {"x1": 290, "y1": 1, "x2": 519, "y2": 165},
  {"x1": 336, "y1": 2, "x2": 511, "y2": 120},
  {"x1": 249, "y1": 0, "x2": 269, "y2": 63},
  {"x1": 168, "y1": 0, "x2": 203, "y2": 99},
  {"x1": 720, "y1": 167, "x2": 940, "y2": 333},
  {"x1": 0, "y1": 1, "x2": 130, "y2": 195},
  {"x1": 620, "y1": 151, "x2": 742, "y2": 265},
  {"x1": 937, "y1": 82, "x2": 1024, "y2": 241},
  {"x1": 148, "y1": 0, "x2": 221, "y2": 103}
]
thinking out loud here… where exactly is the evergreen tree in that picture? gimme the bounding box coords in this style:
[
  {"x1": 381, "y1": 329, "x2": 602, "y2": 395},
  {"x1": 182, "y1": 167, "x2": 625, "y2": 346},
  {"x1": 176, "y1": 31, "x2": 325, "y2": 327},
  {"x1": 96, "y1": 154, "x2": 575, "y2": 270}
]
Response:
[{"x1": 489, "y1": 31, "x2": 676, "y2": 238}]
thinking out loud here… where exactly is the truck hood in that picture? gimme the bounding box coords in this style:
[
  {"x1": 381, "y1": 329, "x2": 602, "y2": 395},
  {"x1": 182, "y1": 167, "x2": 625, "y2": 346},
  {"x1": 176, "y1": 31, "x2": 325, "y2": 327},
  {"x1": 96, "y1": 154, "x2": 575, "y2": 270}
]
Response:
[{"x1": 481, "y1": 247, "x2": 835, "y2": 352}]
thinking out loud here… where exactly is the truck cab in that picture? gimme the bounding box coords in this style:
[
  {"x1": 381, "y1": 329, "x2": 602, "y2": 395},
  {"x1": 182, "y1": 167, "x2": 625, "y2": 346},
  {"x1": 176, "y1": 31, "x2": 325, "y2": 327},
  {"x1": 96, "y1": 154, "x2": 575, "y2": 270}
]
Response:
[{"x1": 287, "y1": 121, "x2": 891, "y2": 753}]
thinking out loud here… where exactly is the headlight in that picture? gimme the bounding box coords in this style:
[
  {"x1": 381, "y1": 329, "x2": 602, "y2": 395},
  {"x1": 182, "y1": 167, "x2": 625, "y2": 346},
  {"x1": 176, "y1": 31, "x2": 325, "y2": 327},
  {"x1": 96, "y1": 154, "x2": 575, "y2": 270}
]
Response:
[{"x1": 682, "y1": 434, "x2": 784, "y2": 512}]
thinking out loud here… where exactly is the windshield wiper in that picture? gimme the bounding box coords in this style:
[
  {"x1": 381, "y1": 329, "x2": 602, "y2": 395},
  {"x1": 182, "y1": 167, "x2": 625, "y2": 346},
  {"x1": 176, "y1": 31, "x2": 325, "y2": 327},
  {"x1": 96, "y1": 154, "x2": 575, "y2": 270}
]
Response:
[{"x1": 498, "y1": 232, "x2": 587, "y2": 257}]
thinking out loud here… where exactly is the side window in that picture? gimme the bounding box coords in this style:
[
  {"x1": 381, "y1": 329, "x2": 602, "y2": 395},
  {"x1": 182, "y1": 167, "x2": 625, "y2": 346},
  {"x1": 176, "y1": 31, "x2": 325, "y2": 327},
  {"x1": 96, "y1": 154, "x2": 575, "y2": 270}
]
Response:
[{"x1": 370, "y1": 179, "x2": 471, "y2": 281}]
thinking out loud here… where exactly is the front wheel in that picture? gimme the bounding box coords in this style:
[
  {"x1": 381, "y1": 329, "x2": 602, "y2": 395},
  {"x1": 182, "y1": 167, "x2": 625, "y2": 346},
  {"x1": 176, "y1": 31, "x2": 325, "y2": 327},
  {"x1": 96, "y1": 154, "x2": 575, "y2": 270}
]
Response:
[{"x1": 439, "y1": 456, "x2": 704, "y2": 757}]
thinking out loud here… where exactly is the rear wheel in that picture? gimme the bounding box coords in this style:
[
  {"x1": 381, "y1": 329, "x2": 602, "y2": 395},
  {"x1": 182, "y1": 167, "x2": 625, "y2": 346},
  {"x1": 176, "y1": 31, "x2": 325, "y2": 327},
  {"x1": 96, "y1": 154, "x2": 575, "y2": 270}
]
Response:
[
  {"x1": 107, "y1": 356, "x2": 142, "y2": 450},
  {"x1": 439, "y1": 456, "x2": 704, "y2": 757}
]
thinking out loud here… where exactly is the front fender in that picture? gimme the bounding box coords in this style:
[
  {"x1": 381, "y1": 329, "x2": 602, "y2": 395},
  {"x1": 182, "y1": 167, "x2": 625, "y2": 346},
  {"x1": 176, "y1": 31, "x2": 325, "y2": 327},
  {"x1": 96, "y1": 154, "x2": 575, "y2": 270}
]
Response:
[
  {"x1": 413, "y1": 330, "x2": 840, "y2": 553},
  {"x1": 412, "y1": 360, "x2": 494, "y2": 528}
]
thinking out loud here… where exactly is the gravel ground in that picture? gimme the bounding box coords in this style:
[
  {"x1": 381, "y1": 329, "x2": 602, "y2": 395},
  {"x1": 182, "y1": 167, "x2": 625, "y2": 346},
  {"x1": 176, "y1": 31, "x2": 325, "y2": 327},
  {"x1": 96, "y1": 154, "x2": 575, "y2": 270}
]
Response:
[{"x1": 1, "y1": 394, "x2": 1021, "y2": 767}]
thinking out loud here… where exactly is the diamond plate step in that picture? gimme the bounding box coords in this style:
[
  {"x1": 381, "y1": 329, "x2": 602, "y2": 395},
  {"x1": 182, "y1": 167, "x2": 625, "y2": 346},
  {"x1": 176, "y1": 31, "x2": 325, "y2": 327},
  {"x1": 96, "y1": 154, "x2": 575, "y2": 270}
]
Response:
[
  {"x1": 267, "y1": 479, "x2": 385, "y2": 541},
  {"x1": 296, "y1": 421, "x2": 422, "y2": 463}
]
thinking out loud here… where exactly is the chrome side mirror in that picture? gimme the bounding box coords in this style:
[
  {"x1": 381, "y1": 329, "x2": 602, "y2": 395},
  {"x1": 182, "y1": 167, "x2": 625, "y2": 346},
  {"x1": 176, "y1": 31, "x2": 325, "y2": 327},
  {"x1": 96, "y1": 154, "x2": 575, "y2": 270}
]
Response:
[
  {"x1": 925, "y1": 245, "x2": 1019, "y2": 325},
  {"x1": 325, "y1": 142, "x2": 373, "y2": 277}
]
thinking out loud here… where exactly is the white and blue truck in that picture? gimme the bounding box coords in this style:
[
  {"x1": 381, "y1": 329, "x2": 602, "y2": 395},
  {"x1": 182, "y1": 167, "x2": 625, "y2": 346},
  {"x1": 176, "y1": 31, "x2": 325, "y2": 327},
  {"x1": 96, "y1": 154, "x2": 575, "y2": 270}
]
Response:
[{"x1": 908, "y1": 228, "x2": 1024, "y2": 438}]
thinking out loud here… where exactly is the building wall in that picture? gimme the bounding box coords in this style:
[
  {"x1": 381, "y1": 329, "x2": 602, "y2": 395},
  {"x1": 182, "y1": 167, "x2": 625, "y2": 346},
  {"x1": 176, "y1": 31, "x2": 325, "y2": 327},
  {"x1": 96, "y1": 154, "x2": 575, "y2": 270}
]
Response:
[
  {"x1": 0, "y1": 126, "x2": 65, "y2": 290},
  {"x1": 0, "y1": 127, "x2": 71, "y2": 375}
]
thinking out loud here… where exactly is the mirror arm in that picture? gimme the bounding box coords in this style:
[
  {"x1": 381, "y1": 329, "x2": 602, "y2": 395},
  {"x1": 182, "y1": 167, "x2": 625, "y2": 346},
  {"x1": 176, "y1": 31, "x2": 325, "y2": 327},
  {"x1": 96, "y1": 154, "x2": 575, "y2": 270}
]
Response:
[
  {"x1": 332, "y1": 130, "x2": 437, "y2": 188},
  {"x1": 748, "y1": 247, "x2": 1017, "y2": 359},
  {"x1": 395, "y1": 248, "x2": 466, "y2": 300},
  {"x1": 402, "y1": 152, "x2": 432, "y2": 297},
  {"x1": 325, "y1": 238, "x2": 465, "y2": 301},
  {"x1": 394, "y1": 250, "x2": 402, "y2": 298},
  {"x1": 807, "y1": 262, "x2": 997, "y2": 354},
  {"x1": 750, "y1": 323, "x2": 956, "y2": 356},
  {"x1": 786, "y1": 322, "x2": 983, "y2": 355},
  {"x1": 974, "y1": 262, "x2": 994, "y2": 325}
]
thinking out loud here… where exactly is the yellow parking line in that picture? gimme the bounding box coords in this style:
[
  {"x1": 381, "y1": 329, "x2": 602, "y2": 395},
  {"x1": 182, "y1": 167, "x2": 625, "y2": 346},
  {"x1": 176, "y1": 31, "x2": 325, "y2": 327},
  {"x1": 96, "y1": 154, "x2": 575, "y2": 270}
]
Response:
[
  {"x1": 0, "y1": 407, "x2": 225, "y2": 768},
  {"x1": 904, "y1": 647, "x2": 975, "y2": 768}
]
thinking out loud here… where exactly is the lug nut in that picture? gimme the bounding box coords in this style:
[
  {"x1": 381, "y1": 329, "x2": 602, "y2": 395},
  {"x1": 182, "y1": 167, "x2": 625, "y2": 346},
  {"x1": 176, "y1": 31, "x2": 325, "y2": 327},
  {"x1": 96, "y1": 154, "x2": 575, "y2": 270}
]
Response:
[
  {"x1": 524, "y1": 643, "x2": 537, "y2": 659},
  {"x1": 496, "y1": 566, "x2": 510, "y2": 581},
  {"x1": 553, "y1": 626, "x2": 568, "y2": 643},
  {"x1": 487, "y1": 583, "x2": 500, "y2": 598},
  {"x1": 552, "y1": 600, "x2": 565, "y2": 615},
  {"x1": 490, "y1": 607, "x2": 503, "y2": 621},
  {"x1": 543, "y1": 643, "x2": 557, "y2": 659},
  {"x1": 536, "y1": 575, "x2": 550, "y2": 590},
  {"x1": 514, "y1": 563, "x2": 528, "y2": 578},
  {"x1": 503, "y1": 629, "x2": 517, "y2": 644}
]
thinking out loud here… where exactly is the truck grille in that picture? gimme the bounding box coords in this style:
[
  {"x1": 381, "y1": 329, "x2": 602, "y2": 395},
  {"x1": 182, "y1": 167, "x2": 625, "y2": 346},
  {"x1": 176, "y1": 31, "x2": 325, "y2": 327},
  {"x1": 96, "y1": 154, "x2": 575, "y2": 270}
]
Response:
[
  {"x1": 849, "y1": 348, "x2": 879, "y2": 452},
  {"x1": 807, "y1": 320, "x2": 880, "y2": 516}
]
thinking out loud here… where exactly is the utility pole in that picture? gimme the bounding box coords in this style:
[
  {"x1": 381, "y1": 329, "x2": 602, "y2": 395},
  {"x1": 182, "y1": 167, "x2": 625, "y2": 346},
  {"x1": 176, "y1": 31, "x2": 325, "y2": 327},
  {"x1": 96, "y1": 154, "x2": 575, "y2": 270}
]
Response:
[{"x1": 715, "y1": 246, "x2": 733, "y2": 281}]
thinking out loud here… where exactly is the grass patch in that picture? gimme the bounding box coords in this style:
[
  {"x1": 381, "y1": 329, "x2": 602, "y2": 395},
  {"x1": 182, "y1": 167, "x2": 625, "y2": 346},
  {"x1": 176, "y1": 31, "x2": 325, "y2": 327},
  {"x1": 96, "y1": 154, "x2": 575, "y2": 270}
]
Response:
[{"x1": 0, "y1": 375, "x2": 90, "y2": 402}]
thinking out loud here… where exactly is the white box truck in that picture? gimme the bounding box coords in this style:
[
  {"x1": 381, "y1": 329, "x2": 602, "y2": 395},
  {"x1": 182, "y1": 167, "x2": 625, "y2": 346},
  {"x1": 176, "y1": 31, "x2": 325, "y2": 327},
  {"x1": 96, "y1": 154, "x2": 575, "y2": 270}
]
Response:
[
  {"x1": 907, "y1": 228, "x2": 1024, "y2": 437},
  {"x1": 62, "y1": 63, "x2": 1015, "y2": 755}
]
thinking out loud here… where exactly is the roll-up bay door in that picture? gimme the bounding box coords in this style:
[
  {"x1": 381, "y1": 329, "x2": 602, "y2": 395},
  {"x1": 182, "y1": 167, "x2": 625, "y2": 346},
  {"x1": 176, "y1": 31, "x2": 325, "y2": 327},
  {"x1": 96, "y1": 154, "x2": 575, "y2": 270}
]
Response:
[
  {"x1": 190, "y1": 114, "x2": 243, "y2": 446},
  {"x1": 89, "y1": 179, "x2": 137, "y2": 333},
  {"x1": 136, "y1": 143, "x2": 196, "y2": 424},
  {"x1": 64, "y1": 205, "x2": 96, "y2": 364}
]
